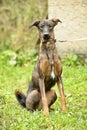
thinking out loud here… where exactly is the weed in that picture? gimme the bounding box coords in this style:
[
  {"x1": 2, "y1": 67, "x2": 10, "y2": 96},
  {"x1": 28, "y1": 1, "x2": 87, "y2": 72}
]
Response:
[
  {"x1": 62, "y1": 54, "x2": 85, "y2": 66},
  {"x1": 0, "y1": 49, "x2": 38, "y2": 66}
]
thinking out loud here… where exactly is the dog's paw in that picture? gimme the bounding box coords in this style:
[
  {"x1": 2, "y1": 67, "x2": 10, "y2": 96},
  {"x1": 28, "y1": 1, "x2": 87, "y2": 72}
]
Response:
[
  {"x1": 43, "y1": 108, "x2": 49, "y2": 116},
  {"x1": 62, "y1": 106, "x2": 67, "y2": 112}
]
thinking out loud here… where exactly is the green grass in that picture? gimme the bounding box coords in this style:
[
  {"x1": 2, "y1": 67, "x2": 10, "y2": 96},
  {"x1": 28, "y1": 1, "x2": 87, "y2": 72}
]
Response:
[{"x1": 0, "y1": 60, "x2": 87, "y2": 130}]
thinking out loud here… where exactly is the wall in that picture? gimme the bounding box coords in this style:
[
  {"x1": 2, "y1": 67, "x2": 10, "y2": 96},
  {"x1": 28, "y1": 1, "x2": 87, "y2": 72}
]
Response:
[{"x1": 48, "y1": 0, "x2": 87, "y2": 59}]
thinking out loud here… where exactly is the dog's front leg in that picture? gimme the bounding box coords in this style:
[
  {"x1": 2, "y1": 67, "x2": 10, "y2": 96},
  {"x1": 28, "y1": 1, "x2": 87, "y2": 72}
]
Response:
[
  {"x1": 57, "y1": 76, "x2": 66, "y2": 112},
  {"x1": 39, "y1": 78, "x2": 49, "y2": 116}
]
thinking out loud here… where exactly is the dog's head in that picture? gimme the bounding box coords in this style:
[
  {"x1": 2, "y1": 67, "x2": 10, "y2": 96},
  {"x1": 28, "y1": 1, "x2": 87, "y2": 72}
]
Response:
[{"x1": 29, "y1": 19, "x2": 62, "y2": 42}]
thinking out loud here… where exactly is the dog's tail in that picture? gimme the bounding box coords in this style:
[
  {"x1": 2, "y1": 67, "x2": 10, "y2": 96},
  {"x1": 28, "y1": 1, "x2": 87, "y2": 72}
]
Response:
[{"x1": 15, "y1": 89, "x2": 26, "y2": 108}]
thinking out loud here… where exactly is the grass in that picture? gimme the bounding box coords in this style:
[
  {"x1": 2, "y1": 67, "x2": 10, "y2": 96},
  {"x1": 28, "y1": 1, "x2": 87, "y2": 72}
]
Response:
[{"x1": 0, "y1": 57, "x2": 87, "y2": 130}]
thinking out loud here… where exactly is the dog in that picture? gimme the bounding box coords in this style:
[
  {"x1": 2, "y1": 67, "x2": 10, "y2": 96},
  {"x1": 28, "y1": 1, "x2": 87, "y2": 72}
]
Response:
[{"x1": 15, "y1": 18, "x2": 66, "y2": 116}]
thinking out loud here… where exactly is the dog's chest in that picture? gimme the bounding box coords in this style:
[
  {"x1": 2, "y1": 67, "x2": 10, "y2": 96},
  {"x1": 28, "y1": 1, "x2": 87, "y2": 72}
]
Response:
[
  {"x1": 39, "y1": 43, "x2": 61, "y2": 79},
  {"x1": 46, "y1": 47, "x2": 57, "y2": 79},
  {"x1": 44, "y1": 62, "x2": 58, "y2": 90},
  {"x1": 49, "y1": 61, "x2": 55, "y2": 79}
]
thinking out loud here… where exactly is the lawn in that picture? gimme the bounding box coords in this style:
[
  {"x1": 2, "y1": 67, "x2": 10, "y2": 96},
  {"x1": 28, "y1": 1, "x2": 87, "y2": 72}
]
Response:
[{"x1": 0, "y1": 57, "x2": 87, "y2": 130}]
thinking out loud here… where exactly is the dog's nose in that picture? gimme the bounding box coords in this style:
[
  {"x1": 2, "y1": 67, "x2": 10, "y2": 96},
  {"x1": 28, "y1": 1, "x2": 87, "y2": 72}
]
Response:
[{"x1": 43, "y1": 33, "x2": 50, "y2": 40}]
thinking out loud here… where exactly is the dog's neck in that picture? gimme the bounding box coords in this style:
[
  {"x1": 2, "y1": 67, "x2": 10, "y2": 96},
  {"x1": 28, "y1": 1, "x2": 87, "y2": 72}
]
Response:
[
  {"x1": 41, "y1": 38, "x2": 56, "y2": 44},
  {"x1": 40, "y1": 39, "x2": 56, "y2": 50},
  {"x1": 39, "y1": 38, "x2": 58, "y2": 62}
]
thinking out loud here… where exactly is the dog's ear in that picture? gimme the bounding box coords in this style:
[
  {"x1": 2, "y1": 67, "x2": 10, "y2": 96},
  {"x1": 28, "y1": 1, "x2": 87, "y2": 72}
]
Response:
[
  {"x1": 29, "y1": 20, "x2": 40, "y2": 28},
  {"x1": 52, "y1": 18, "x2": 62, "y2": 26}
]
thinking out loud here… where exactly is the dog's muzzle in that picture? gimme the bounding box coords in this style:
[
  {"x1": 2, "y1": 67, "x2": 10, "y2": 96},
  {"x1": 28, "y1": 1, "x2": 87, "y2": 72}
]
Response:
[{"x1": 43, "y1": 33, "x2": 50, "y2": 40}]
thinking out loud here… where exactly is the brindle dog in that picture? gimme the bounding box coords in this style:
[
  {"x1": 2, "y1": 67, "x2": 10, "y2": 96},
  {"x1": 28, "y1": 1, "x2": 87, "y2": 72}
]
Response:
[{"x1": 15, "y1": 19, "x2": 66, "y2": 116}]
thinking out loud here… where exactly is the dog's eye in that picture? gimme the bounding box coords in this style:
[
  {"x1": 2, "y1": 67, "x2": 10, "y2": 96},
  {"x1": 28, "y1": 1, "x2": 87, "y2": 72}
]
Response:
[
  {"x1": 40, "y1": 25, "x2": 44, "y2": 30},
  {"x1": 49, "y1": 25, "x2": 53, "y2": 30},
  {"x1": 48, "y1": 24, "x2": 51, "y2": 27}
]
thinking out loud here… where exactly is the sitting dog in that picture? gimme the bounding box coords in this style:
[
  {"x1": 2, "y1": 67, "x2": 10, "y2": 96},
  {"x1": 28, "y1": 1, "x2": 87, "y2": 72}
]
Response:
[{"x1": 15, "y1": 18, "x2": 66, "y2": 116}]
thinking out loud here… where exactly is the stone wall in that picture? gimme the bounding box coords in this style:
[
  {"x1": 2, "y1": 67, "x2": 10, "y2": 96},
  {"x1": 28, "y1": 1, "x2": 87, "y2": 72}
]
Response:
[{"x1": 48, "y1": 0, "x2": 87, "y2": 59}]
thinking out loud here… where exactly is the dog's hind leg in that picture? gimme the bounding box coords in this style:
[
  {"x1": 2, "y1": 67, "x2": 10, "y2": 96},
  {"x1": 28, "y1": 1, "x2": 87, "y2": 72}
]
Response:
[
  {"x1": 26, "y1": 90, "x2": 41, "y2": 111},
  {"x1": 38, "y1": 90, "x2": 57, "y2": 110},
  {"x1": 46, "y1": 90, "x2": 57, "y2": 108}
]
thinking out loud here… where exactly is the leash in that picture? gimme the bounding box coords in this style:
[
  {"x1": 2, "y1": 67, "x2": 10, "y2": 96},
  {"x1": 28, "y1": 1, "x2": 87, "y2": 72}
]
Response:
[{"x1": 56, "y1": 37, "x2": 87, "y2": 43}]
